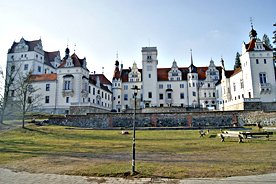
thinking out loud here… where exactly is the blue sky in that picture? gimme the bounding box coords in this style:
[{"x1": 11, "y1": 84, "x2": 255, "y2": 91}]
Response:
[{"x1": 0, "y1": 0, "x2": 275, "y2": 81}]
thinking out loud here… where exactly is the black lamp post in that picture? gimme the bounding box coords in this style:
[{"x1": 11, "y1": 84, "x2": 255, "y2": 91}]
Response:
[{"x1": 131, "y1": 85, "x2": 140, "y2": 173}]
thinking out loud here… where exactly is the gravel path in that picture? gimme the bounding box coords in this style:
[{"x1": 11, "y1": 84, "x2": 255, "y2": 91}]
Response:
[{"x1": 1, "y1": 168, "x2": 276, "y2": 184}]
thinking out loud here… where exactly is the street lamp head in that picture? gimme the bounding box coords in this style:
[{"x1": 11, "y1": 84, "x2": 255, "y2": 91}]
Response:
[{"x1": 131, "y1": 85, "x2": 140, "y2": 97}]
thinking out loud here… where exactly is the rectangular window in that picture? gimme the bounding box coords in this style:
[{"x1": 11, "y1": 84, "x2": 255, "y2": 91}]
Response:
[
  {"x1": 66, "y1": 97, "x2": 69, "y2": 103},
  {"x1": 233, "y1": 82, "x2": 236, "y2": 91},
  {"x1": 93, "y1": 88, "x2": 95, "y2": 95},
  {"x1": 167, "y1": 93, "x2": 172, "y2": 99},
  {"x1": 24, "y1": 64, "x2": 28, "y2": 70},
  {"x1": 148, "y1": 92, "x2": 152, "y2": 98},
  {"x1": 149, "y1": 74, "x2": 151, "y2": 78},
  {"x1": 124, "y1": 94, "x2": 128, "y2": 101},
  {"x1": 159, "y1": 84, "x2": 163, "y2": 89},
  {"x1": 240, "y1": 79, "x2": 244, "y2": 89},
  {"x1": 89, "y1": 86, "x2": 91, "y2": 93},
  {"x1": 167, "y1": 84, "x2": 171, "y2": 89},
  {"x1": 180, "y1": 84, "x2": 184, "y2": 88},
  {"x1": 256, "y1": 59, "x2": 259, "y2": 64},
  {"x1": 259, "y1": 73, "x2": 267, "y2": 83},
  {"x1": 193, "y1": 83, "x2": 195, "y2": 87},
  {"x1": 65, "y1": 81, "x2": 71, "y2": 90},
  {"x1": 264, "y1": 59, "x2": 266, "y2": 64},
  {"x1": 193, "y1": 91, "x2": 196, "y2": 96},
  {"x1": 160, "y1": 104, "x2": 163, "y2": 107},
  {"x1": 159, "y1": 93, "x2": 163, "y2": 100},
  {"x1": 124, "y1": 85, "x2": 128, "y2": 90},
  {"x1": 45, "y1": 96, "x2": 49, "y2": 103},
  {"x1": 180, "y1": 93, "x2": 184, "y2": 99},
  {"x1": 46, "y1": 84, "x2": 50, "y2": 91},
  {"x1": 38, "y1": 66, "x2": 41, "y2": 72}
]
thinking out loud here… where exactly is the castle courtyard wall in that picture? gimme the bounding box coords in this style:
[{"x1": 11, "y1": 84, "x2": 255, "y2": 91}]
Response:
[{"x1": 49, "y1": 110, "x2": 276, "y2": 128}]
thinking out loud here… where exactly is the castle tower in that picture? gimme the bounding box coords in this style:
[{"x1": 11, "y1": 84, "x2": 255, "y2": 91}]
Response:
[
  {"x1": 187, "y1": 50, "x2": 198, "y2": 107},
  {"x1": 240, "y1": 26, "x2": 275, "y2": 101},
  {"x1": 141, "y1": 47, "x2": 158, "y2": 107},
  {"x1": 112, "y1": 60, "x2": 122, "y2": 112}
]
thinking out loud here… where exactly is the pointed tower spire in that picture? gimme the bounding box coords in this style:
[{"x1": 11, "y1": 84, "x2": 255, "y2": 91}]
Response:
[
  {"x1": 190, "y1": 49, "x2": 193, "y2": 65},
  {"x1": 249, "y1": 17, "x2": 257, "y2": 40}
]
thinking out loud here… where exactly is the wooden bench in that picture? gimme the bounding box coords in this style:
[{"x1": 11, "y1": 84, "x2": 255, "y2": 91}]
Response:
[
  {"x1": 241, "y1": 132, "x2": 273, "y2": 141},
  {"x1": 262, "y1": 127, "x2": 276, "y2": 132},
  {"x1": 218, "y1": 133, "x2": 244, "y2": 143}
]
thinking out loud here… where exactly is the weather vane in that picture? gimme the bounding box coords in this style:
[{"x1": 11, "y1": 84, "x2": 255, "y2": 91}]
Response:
[{"x1": 250, "y1": 17, "x2": 253, "y2": 28}]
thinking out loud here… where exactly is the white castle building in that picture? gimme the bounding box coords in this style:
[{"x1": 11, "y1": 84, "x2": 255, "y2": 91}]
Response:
[
  {"x1": 5, "y1": 26, "x2": 276, "y2": 114},
  {"x1": 6, "y1": 38, "x2": 112, "y2": 114}
]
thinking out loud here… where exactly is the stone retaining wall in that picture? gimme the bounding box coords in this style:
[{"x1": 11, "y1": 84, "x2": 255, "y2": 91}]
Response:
[{"x1": 48, "y1": 110, "x2": 276, "y2": 128}]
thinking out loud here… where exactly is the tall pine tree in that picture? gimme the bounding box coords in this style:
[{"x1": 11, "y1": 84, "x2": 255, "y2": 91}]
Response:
[
  {"x1": 234, "y1": 52, "x2": 241, "y2": 70},
  {"x1": 262, "y1": 34, "x2": 273, "y2": 49}
]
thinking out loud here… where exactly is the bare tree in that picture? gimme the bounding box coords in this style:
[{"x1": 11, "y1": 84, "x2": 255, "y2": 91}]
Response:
[
  {"x1": 0, "y1": 65, "x2": 4, "y2": 124},
  {"x1": 0, "y1": 63, "x2": 22, "y2": 124},
  {"x1": 13, "y1": 70, "x2": 43, "y2": 128}
]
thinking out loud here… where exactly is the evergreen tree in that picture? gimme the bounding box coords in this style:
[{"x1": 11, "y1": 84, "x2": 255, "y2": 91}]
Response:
[
  {"x1": 234, "y1": 52, "x2": 241, "y2": 70},
  {"x1": 262, "y1": 34, "x2": 273, "y2": 49}
]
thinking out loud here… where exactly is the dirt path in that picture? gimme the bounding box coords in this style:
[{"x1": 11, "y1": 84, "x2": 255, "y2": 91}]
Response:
[
  {"x1": 0, "y1": 121, "x2": 22, "y2": 134},
  {"x1": 1, "y1": 167, "x2": 276, "y2": 184}
]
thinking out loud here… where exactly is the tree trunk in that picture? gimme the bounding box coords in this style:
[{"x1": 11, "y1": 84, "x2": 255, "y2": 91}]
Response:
[
  {"x1": 22, "y1": 114, "x2": 25, "y2": 128},
  {"x1": 0, "y1": 113, "x2": 4, "y2": 124}
]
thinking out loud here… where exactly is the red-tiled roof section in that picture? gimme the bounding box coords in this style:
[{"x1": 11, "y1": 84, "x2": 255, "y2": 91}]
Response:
[
  {"x1": 121, "y1": 69, "x2": 131, "y2": 82},
  {"x1": 90, "y1": 74, "x2": 112, "y2": 85},
  {"x1": 58, "y1": 53, "x2": 84, "y2": 68},
  {"x1": 30, "y1": 73, "x2": 57, "y2": 82},
  {"x1": 230, "y1": 67, "x2": 242, "y2": 77},
  {"x1": 8, "y1": 39, "x2": 40, "y2": 53},
  {"x1": 224, "y1": 70, "x2": 234, "y2": 78},
  {"x1": 157, "y1": 68, "x2": 170, "y2": 81},
  {"x1": 121, "y1": 66, "x2": 221, "y2": 82},
  {"x1": 113, "y1": 68, "x2": 121, "y2": 80},
  {"x1": 246, "y1": 39, "x2": 272, "y2": 51},
  {"x1": 71, "y1": 53, "x2": 82, "y2": 67}
]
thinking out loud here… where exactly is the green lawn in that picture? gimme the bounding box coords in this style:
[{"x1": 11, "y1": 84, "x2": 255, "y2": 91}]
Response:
[{"x1": 0, "y1": 122, "x2": 275, "y2": 178}]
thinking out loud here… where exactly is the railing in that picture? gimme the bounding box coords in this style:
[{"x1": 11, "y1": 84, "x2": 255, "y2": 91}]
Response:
[
  {"x1": 259, "y1": 83, "x2": 271, "y2": 88},
  {"x1": 71, "y1": 102, "x2": 111, "y2": 110},
  {"x1": 243, "y1": 98, "x2": 261, "y2": 102}
]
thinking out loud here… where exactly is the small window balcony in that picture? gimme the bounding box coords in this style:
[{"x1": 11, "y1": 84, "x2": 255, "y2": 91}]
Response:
[{"x1": 259, "y1": 83, "x2": 271, "y2": 94}]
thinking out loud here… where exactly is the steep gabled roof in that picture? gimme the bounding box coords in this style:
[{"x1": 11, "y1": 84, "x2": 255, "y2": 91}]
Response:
[
  {"x1": 113, "y1": 68, "x2": 121, "y2": 80},
  {"x1": 44, "y1": 51, "x2": 59, "y2": 67},
  {"x1": 246, "y1": 39, "x2": 272, "y2": 51},
  {"x1": 58, "y1": 53, "x2": 86, "y2": 69},
  {"x1": 8, "y1": 39, "x2": 40, "y2": 53},
  {"x1": 89, "y1": 74, "x2": 112, "y2": 93},
  {"x1": 90, "y1": 74, "x2": 112, "y2": 85},
  {"x1": 30, "y1": 73, "x2": 57, "y2": 82}
]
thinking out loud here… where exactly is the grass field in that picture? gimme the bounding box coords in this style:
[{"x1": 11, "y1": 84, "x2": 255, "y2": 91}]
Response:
[{"x1": 0, "y1": 121, "x2": 276, "y2": 178}]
